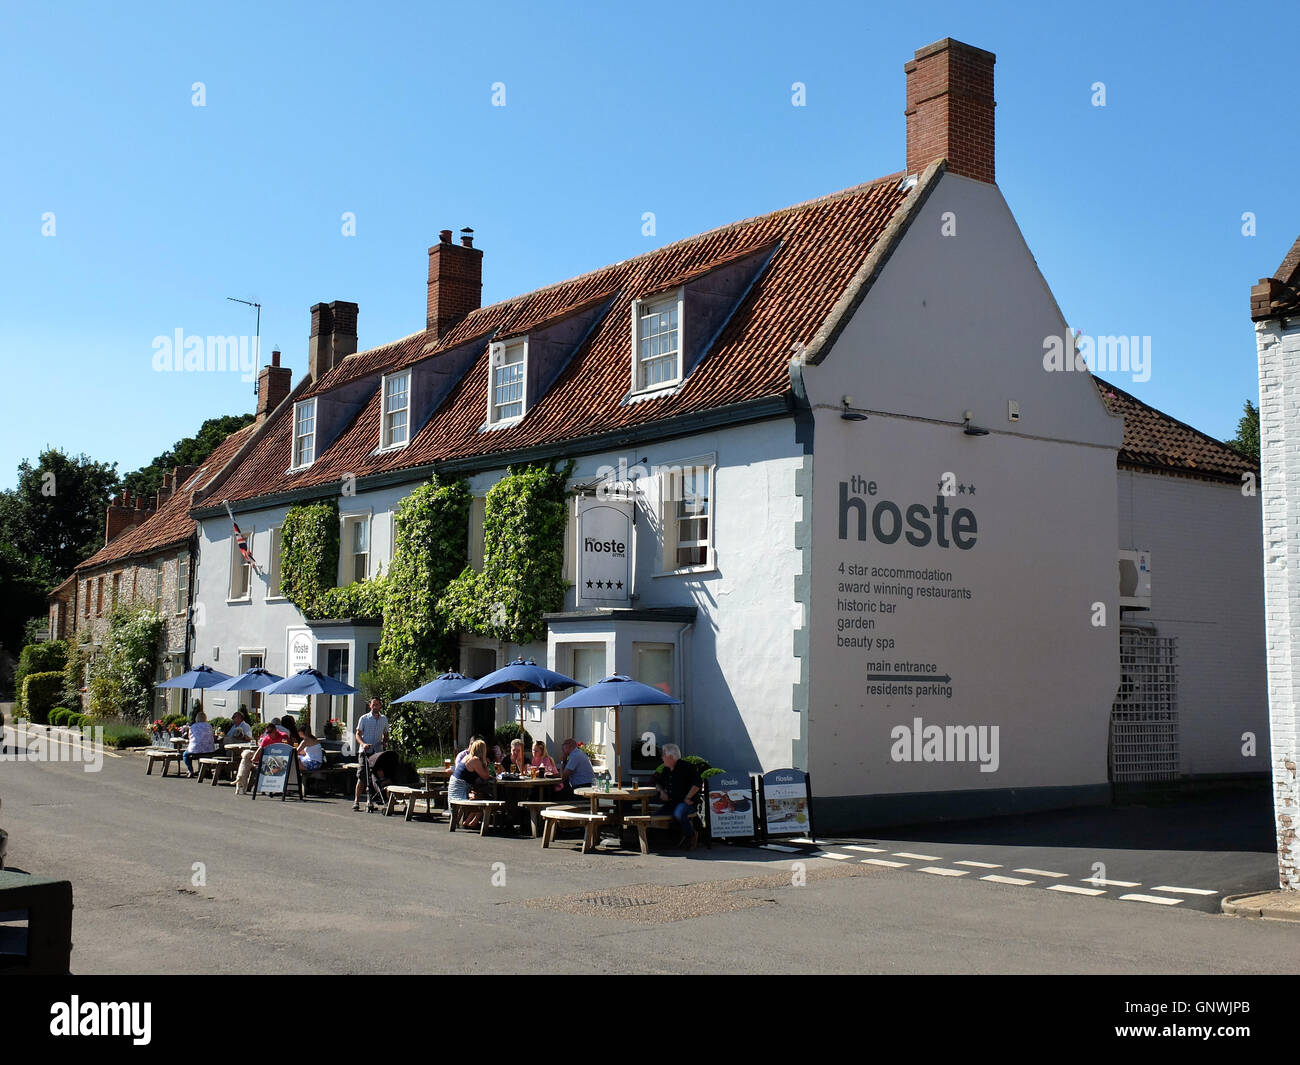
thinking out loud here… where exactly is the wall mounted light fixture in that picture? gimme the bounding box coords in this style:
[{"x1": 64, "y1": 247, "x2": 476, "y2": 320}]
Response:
[
  {"x1": 962, "y1": 410, "x2": 990, "y2": 436},
  {"x1": 841, "y1": 395, "x2": 868, "y2": 421}
]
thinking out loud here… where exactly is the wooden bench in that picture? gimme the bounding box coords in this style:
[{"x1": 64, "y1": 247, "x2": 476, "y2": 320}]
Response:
[
  {"x1": 517, "y1": 801, "x2": 583, "y2": 838},
  {"x1": 384, "y1": 784, "x2": 447, "y2": 821},
  {"x1": 624, "y1": 813, "x2": 709, "y2": 854},
  {"x1": 539, "y1": 808, "x2": 610, "y2": 854},
  {"x1": 196, "y1": 756, "x2": 235, "y2": 786},
  {"x1": 448, "y1": 799, "x2": 507, "y2": 836},
  {"x1": 144, "y1": 749, "x2": 181, "y2": 777}
]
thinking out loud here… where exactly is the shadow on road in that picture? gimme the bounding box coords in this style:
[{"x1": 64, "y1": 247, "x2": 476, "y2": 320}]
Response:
[{"x1": 864, "y1": 788, "x2": 1274, "y2": 854}]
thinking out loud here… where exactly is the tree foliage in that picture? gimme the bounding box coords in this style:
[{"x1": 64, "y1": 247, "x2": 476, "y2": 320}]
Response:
[
  {"x1": 120, "y1": 413, "x2": 255, "y2": 500},
  {"x1": 1228, "y1": 399, "x2": 1260, "y2": 462}
]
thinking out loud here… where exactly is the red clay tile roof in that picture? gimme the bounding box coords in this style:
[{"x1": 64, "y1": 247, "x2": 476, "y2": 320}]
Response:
[
  {"x1": 1095, "y1": 378, "x2": 1256, "y2": 482},
  {"x1": 214, "y1": 175, "x2": 913, "y2": 506},
  {"x1": 76, "y1": 424, "x2": 257, "y2": 572}
]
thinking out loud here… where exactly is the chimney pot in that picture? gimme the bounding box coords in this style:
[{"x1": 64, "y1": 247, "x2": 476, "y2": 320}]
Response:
[
  {"x1": 439, "y1": 229, "x2": 453, "y2": 244},
  {"x1": 904, "y1": 38, "x2": 996, "y2": 184},
  {"x1": 460, "y1": 227, "x2": 474, "y2": 248},
  {"x1": 272, "y1": 349, "x2": 281, "y2": 367}
]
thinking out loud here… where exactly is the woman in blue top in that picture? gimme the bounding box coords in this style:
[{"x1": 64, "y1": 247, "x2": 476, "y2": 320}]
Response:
[
  {"x1": 449, "y1": 738, "x2": 492, "y2": 828},
  {"x1": 296, "y1": 724, "x2": 324, "y2": 771}
]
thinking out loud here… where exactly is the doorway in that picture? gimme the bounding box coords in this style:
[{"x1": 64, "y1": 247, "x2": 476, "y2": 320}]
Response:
[{"x1": 468, "y1": 647, "x2": 498, "y2": 741}]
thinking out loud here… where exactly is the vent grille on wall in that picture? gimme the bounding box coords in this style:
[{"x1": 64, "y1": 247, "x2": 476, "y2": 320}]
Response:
[{"x1": 1109, "y1": 628, "x2": 1178, "y2": 783}]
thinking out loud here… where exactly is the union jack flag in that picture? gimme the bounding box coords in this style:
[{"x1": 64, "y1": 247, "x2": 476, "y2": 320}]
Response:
[{"x1": 224, "y1": 500, "x2": 256, "y2": 568}]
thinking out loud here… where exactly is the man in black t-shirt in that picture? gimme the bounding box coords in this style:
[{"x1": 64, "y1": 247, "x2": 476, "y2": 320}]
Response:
[{"x1": 656, "y1": 744, "x2": 702, "y2": 848}]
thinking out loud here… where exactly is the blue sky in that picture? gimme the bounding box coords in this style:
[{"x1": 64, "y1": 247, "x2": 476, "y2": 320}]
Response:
[{"x1": 1, "y1": 0, "x2": 1292, "y2": 489}]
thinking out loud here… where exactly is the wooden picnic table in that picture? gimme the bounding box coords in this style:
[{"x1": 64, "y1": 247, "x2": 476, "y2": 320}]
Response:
[
  {"x1": 574, "y1": 785, "x2": 658, "y2": 825},
  {"x1": 417, "y1": 766, "x2": 453, "y2": 783}
]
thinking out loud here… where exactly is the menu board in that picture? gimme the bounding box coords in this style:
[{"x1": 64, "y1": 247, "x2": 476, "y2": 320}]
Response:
[
  {"x1": 707, "y1": 774, "x2": 756, "y2": 839},
  {"x1": 252, "y1": 743, "x2": 295, "y2": 799},
  {"x1": 762, "y1": 769, "x2": 812, "y2": 837}
]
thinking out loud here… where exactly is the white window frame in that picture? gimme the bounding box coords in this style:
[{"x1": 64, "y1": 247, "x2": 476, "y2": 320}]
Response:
[
  {"x1": 487, "y1": 338, "x2": 528, "y2": 426},
  {"x1": 655, "y1": 456, "x2": 716, "y2": 575},
  {"x1": 292, "y1": 398, "x2": 317, "y2": 469},
  {"x1": 380, "y1": 370, "x2": 411, "y2": 450},
  {"x1": 228, "y1": 524, "x2": 254, "y2": 602},
  {"x1": 340, "y1": 513, "x2": 371, "y2": 587},
  {"x1": 175, "y1": 554, "x2": 189, "y2": 615},
  {"x1": 631, "y1": 289, "x2": 684, "y2": 394},
  {"x1": 267, "y1": 527, "x2": 284, "y2": 599}
]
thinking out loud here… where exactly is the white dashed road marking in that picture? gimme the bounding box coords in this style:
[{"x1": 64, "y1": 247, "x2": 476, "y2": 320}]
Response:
[
  {"x1": 815, "y1": 851, "x2": 853, "y2": 860},
  {"x1": 955, "y1": 860, "x2": 1001, "y2": 868},
  {"x1": 761, "y1": 844, "x2": 801, "y2": 853},
  {"x1": 1152, "y1": 886, "x2": 1219, "y2": 896},
  {"x1": 1084, "y1": 878, "x2": 1140, "y2": 888},
  {"x1": 1014, "y1": 868, "x2": 1069, "y2": 878},
  {"x1": 1120, "y1": 893, "x2": 1183, "y2": 906},
  {"x1": 982, "y1": 874, "x2": 1036, "y2": 886},
  {"x1": 862, "y1": 859, "x2": 909, "y2": 868},
  {"x1": 1049, "y1": 884, "x2": 1107, "y2": 896},
  {"x1": 894, "y1": 852, "x2": 941, "y2": 861},
  {"x1": 844, "y1": 845, "x2": 887, "y2": 853},
  {"x1": 919, "y1": 867, "x2": 969, "y2": 877}
]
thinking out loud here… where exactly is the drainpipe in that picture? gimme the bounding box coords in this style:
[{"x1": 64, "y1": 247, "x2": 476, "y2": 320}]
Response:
[
  {"x1": 674, "y1": 621, "x2": 693, "y2": 752},
  {"x1": 184, "y1": 532, "x2": 198, "y2": 675}
]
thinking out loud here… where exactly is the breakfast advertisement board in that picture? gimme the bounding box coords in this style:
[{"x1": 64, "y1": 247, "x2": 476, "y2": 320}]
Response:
[
  {"x1": 706, "y1": 773, "x2": 756, "y2": 839},
  {"x1": 252, "y1": 743, "x2": 296, "y2": 800}
]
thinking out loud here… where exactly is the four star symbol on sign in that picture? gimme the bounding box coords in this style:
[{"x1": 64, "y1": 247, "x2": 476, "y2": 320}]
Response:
[{"x1": 584, "y1": 578, "x2": 626, "y2": 591}]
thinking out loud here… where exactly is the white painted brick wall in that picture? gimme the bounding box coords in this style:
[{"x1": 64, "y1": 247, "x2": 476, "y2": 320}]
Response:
[
  {"x1": 1259, "y1": 317, "x2": 1300, "y2": 889},
  {"x1": 1116, "y1": 470, "x2": 1266, "y2": 777}
]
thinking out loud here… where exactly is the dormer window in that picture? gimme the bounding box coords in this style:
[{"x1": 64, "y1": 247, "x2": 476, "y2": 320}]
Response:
[
  {"x1": 488, "y1": 338, "x2": 527, "y2": 425},
  {"x1": 632, "y1": 291, "x2": 683, "y2": 393},
  {"x1": 293, "y1": 399, "x2": 316, "y2": 468},
  {"x1": 381, "y1": 371, "x2": 410, "y2": 449}
]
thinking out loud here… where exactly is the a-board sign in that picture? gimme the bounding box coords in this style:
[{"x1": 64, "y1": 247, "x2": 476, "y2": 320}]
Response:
[
  {"x1": 251, "y1": 743, "x2": 300, "y2": 801},
  {"x1": 706, "y1": 773, "x2": 756, "y2": 839},
  {"x1": 761, "y1": 768, "x2": 814, "y2": 838}
]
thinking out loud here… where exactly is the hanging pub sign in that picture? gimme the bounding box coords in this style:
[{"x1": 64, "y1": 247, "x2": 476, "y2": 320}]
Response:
[
  {"x1": 705, "y1": 773, "x2": 757, "y2": 840},
  {"x1": 759, "y1": 768, "x2": 815, "y2": 840},
  {"x1": 285, "y1": 629, "x2": 314, "y2": 714},
  {"x1": 575, "y1": 498, "x2": 633, "y2": 607},
  {"x1": 251, "y1": 743, "x2": 301, "y2": 801}
]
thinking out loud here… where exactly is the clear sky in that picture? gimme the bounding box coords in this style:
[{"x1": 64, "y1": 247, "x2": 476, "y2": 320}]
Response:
[{"x1": 1, "y1": 0, "x2": 1292, "y2": 489}]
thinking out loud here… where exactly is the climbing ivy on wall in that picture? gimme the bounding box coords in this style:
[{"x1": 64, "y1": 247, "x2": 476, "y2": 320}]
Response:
[
  {"x1": 277, "y1": 463, "x2": 569, "y2": 678},
  {"x1": 378, "y1": 476, "x2": 471, "y2": 675},
  {"x1": 279, "y1": 500, "x2": 341, "y2": 615},
  {"x1": 438, "y1": 462, "x2": 572, "y2": 645}
]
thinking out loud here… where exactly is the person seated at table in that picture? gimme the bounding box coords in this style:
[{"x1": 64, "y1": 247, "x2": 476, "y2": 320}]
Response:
[
  {"x1": 183, "y1": 711, "x2": 218, "y2": 777},
  {"x1": 279, "y1": 713, "x2": 301, "y2": 744},
  {"x1": 234, "y1": 719, "x2": 288, "y2": 795},
  {"x1": 222, "y1": 710, "x2": 253, "y2": 744},
  {"x1": 655, "y1": 744, "x2": 702, "y2": 848},
  {"x1": 449, "y1": 738, "x2": 493, "y2": 828},
  {"x1": 296, "y1": 724, "x2": 324, "y2": 771},
  {"x1": 531, "y1": 741, "x2": 558, "y2": 778},
  {"x1": 557, "y1": 738, "x2": 595, "y2": 798},
  {"x1": 502, "y1": 738, "x2": 530, "y2": 775},
  {"x1": 454, "y1": 734, "x2": 486, "y2": 767}
]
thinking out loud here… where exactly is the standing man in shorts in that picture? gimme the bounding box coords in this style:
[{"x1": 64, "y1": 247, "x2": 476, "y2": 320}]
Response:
[{"x1": 353, "y1": 697, "x2": 390, "y2": 811}]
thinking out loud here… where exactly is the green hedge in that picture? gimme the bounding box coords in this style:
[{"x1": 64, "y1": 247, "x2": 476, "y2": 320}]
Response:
[
  {"x1": 22, "y1": 671, "x2": 64, "y2": 725},
  {"x1": 101, "y1": 723, "x2": 150, "y2": 748},
  {"x1": 49, "y1": 708, "x2": 71, "y2": 726},
  {"x1": 16, "y1": 640, "x2": 68, "y2": 712}
]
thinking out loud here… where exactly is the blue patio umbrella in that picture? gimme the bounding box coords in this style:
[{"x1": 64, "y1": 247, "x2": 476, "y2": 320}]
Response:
[
  {"x1": 155, "y1": 664, "x2": 233, "y2": 717},
  {"x1": 393, "y1": 671, "x2": 499, "y2": 749},
  {"x1": 260, "y1": 668, "x2": 359, "y2": 736},
  {"x1": 554, "y1": 675, "x2": 682, "y2": 786},
  {"x1": 459, "y1": 658, "x2": 582, "y2": 756},
  {"x1": 209, "y1": 667, "x2": 284, "y2": 726}
]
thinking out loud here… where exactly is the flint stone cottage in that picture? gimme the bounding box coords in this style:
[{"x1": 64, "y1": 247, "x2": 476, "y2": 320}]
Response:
[{"x1": 165, "y1": 38, "x2": 1263, "y2": 830}]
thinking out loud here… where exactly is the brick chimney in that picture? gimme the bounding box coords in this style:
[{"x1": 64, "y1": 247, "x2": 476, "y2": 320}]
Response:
[
  {"x1": 905, "y1": 38, "x2": 996, "y2": 183},
  {"x1": 426, "y1": 227, "x2": 483, "y2": 338},
  {"x1": 308, "y1": 300, "x2": 359, "y2": 382},
  {"x1": 155, "y1": 471, "x2": 173, "y2": 508},
  {"x1": 105, "y1": 489, "x2": 150, "y2": 546},
  {"x1": 257, "y1": 349, "x2": 292, "y2": 422}
]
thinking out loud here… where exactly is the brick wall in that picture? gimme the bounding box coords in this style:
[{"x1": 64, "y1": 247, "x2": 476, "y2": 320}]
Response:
[
  {"x1": 1258, "y1": 316, "x2": 1300, "y2": 888},
  {"x1": 904, "y1": 38, "x2": 996, "y2": 184},
  {"x1": 426, "y1": 230, "x2": 483, "y2": 336}
]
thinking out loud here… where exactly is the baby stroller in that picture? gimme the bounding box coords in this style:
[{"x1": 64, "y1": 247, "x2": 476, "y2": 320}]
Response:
[{"x1": 359, "y1": 748, "x2": 399, "y2": 812}]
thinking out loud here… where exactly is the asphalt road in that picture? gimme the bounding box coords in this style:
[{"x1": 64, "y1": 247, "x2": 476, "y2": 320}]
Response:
[{"x1": 3, "y1": 723, "x2": 1298, "y2": 975}]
